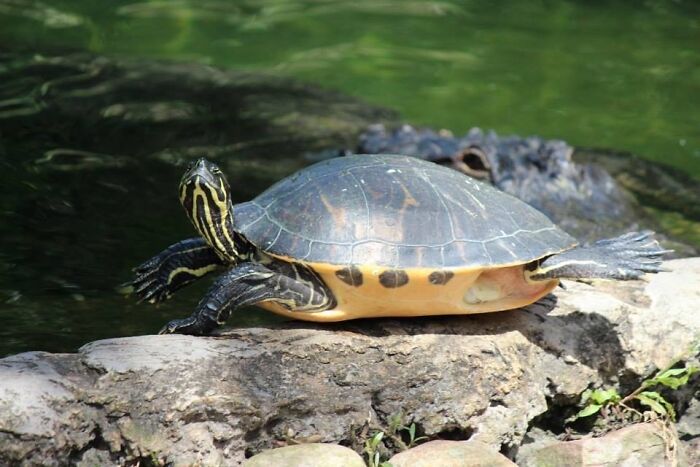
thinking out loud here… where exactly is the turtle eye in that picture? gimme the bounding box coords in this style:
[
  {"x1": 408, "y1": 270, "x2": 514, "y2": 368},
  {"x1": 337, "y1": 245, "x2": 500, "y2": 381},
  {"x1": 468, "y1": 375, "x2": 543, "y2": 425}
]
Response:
[{"x1": 211, "y1": 167, "x2": 222, "y2": 175}]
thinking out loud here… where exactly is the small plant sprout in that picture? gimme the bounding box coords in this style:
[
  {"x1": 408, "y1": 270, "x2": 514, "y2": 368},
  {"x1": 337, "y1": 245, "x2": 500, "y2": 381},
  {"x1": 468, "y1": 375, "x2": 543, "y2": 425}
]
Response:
[
  {"x1": 571, "y1": 387, "x2": 621, "y2": 420},
  {"x1": 364, "y1": 431, "x2": 392, "y2": 467},
  {"x1": 570, "y1": 362, "x2": 699, "y2": 423},
  {"x1": 384, "y1": 412, "x2": 428, "y2": 449},
  {"x1": 358, "y1": 412, "x2": 429, "y2": 465},
  {"x1": 387, "y1": 412, "x2": 404, "y2": 435},
  {"x1": 406, "y1": 422, "x2": 428, "y2": 448}
]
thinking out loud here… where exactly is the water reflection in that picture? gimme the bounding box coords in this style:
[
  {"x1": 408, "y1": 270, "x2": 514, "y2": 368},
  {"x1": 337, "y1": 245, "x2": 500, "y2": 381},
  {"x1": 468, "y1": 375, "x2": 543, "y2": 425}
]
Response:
[
  {"x1": 0, "y1": 0, "x2": 83, "y2": 28},
  {"x1": 1, "y1": 1, "x2": 698, "y2": 176}
]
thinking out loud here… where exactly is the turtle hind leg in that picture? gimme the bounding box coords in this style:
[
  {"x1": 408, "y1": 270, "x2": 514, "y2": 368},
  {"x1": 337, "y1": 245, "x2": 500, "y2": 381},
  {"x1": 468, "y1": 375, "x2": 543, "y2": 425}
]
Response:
[
  {"x1": 126, "y1": 238, "x2": 224, "y2": 304},
  {"x1": 159, "y1": 261, "x2": 335, "y2": 335},
  {"x1": 526, "y1": 230, "x2": 672, "y2": 282}
]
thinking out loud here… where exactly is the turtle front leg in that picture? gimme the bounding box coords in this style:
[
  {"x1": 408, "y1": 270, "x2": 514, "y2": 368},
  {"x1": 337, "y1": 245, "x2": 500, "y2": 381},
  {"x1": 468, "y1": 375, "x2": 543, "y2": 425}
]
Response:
[
  {"x1": 526, "y1": 231, "x2": 671, "y2": 282},
  {"x1": 128, "y1": 238, "x2": 225, "y2": 303},
  {"x1": 159, "y1": 261, "x2": 335, "y2": 335}
]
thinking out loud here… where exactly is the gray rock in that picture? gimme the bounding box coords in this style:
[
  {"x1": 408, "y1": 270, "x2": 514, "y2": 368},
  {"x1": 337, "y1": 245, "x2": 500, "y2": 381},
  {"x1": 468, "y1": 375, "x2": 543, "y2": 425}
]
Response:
[
  {"x1": 677, "y1": 396, "x2": 700, "y2": 467},
  {"x1": 0, "y1": 258, "x2": 699, "y2": 466},
  {"x1": 517, "y1": 422, "x2": 685, "y2": 467},
  {"x1": 677, "y1": 395, "x2": 700, "y2": 439},
  {"x1": 681, "y1": 438, "x2": 700, "y2": 467},
  {"x1": 388, "y1": 440, "x2": 516, "y2": 467},
  {"x1": 243, "y1": 443, "x2": 365, "y2": 467}
]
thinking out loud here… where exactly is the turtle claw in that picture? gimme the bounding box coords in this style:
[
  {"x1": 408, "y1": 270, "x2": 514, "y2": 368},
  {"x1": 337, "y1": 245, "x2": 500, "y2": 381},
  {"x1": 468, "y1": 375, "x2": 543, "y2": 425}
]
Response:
[
  {"x1": 128, "y1": 252, "x2": 178, "y2": 305},
  {"x1": 137, "y1": 282, "x2": 170, "y2": 304},
  {"x1": 158, "y1": 317, "x2": 209, "y2": 335},
  {"x1": 530, "y1": 231, "x2": 671, "y2": 281},
  {"x1": 133, "y1": 276, "x2": 156, "y2": 293},
  {"x1": 158, "y1": 320, "x2": 180, "y2": 335},
  {"x1": 126, "y1": 238, "x2": 223, "y2": 306},
  {"x1": 591, "y1": 232, "x2": 669, "y2": 279},
  {"x1": 131, "y1": 276, "x2": 169, "y2": 304}
]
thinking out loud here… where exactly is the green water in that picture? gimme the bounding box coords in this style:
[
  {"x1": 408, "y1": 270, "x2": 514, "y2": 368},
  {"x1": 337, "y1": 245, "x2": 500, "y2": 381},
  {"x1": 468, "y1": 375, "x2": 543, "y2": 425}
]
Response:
[
  {"x1": 1, "y1": 0, "x2": 699, "y2": 357},
  {"x1": 2, "y1": 0, "x2": 700, "y2": 175}
]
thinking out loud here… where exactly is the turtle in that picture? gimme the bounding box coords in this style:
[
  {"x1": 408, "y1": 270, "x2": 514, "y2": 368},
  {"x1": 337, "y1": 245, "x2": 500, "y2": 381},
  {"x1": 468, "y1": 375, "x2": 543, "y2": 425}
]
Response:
[{"x1": 129, "y1": 154, "x2": 669, "y2": 335}]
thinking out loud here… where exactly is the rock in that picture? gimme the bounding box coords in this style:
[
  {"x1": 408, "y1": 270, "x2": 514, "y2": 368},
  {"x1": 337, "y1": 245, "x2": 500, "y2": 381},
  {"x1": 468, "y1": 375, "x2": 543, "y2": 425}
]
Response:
[
  {"x1": 388, "y1": 440, "x2": 515, "y2": 467},
  {"x1": 677, "y1": 396, "x2": 700, "y2": 467},
  {"x1": 677, "y1": 394, "x2": 700, "y2": 439},
  {"x1": 575, "y1": 146, "x2": 700, "y2": 227},
  {"x1": 243, "y1": 443, "x2": 365, "y2": 467},
  {"x1": 517, "y1": 423, "x2": 684, "y2": 467},
  {"x1": 0, "y1": 258, "x2": 699, "y2": 466},
  {"x1": 681, "y1": 438, "x2": 700, "y2": 467}
]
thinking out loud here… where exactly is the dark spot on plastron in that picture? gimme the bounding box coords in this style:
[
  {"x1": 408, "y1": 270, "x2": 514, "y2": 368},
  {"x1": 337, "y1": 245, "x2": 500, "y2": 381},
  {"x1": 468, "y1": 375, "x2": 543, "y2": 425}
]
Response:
[
  {"x1": 335, "y1": 266, "x2": 363, "y2": 287},
  {"x1": 379, "y1": 269, "x2": 409, "y2": 288},
  {"x1": 428, "y1": 270, "x2": 454, "y2": 285}
]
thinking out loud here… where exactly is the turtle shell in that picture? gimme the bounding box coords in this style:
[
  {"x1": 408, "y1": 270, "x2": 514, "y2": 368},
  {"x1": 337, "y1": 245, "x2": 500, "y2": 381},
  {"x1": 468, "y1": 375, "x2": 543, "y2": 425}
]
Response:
[{"x1": 234, "y1": 154, "x2": 577, "y2": 268}]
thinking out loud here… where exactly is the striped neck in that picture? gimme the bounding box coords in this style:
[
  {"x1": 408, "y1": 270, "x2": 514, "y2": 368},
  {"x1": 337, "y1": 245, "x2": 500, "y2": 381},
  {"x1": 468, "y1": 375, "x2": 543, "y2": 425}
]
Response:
[{"x1": 179, "y1": 159, "x2": 248, "y2": 263}]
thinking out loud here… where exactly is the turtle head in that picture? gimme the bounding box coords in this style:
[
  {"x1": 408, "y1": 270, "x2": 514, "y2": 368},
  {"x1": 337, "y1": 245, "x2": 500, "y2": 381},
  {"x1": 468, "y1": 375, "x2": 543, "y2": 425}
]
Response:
[
  {"x1": 179, "y1": 158, "x2": 241, "y2": 262},
  {"x1": 180, "y1": 158, "x2": 230, "y2": 206}
]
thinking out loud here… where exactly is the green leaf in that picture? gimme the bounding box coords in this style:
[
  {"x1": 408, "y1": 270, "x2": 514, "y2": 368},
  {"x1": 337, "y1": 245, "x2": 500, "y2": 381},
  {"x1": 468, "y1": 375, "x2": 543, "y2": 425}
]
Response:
[
  {"x1": 639, "y1": 390, "x2": 664, "y2": 401},
  {"x1": 589, "y1": 388, "x2": 620, "y2": 405},
  {"x1": 658, "y1": 368, "x2": 688, "y2": 378},
  {"x1": 648, "y1": 366, "x2": 699, "y2": 389},
  {"x1": 575, "y1": 404, "x2": 602, "y2": 419},
  {"x1": 641, "y1": 379, "x2": 656, "y2": 388},
  {"x1": 409, "y1": 423, "x2": 416, "y2": 442},
  {"x1": 656, "y1": 369, "x2": 695, "y2": 389},
  {"x1": 656, "y1": 375, "x2": 689, "y2": 389},
  {"x1": 371, "y1": 431, "x2": 384, "y2": 449},
  {"x1": 639, "y1": 391, "x2": 676, "y2": 420},
  {"x1": 636, "y1": 393, "x2": 667, "y2": 416}
]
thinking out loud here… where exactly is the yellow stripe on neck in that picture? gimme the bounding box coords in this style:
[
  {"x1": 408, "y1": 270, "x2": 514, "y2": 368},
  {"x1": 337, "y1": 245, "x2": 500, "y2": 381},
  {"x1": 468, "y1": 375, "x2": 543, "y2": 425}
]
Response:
[{"x1": 192, "y1": 183, "x2": 238, "y2": 262}]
